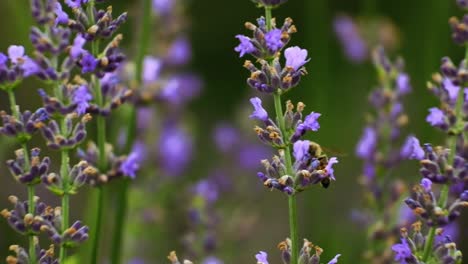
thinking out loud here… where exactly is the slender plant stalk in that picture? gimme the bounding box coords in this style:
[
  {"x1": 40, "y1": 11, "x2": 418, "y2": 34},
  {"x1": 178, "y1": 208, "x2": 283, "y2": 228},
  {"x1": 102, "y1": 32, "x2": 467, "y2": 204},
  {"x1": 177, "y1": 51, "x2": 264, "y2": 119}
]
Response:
[
  {"x1": 110, "y1": 0, "x2": 152, "y2": 262},
  {"x1": 59, "y1": 149, "x2": 70, "y2": 263}
]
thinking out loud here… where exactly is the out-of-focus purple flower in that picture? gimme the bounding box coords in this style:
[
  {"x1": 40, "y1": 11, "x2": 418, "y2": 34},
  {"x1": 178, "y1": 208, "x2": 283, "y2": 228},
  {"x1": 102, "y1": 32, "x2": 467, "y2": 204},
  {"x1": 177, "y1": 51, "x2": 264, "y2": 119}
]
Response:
[
  {"x1": 152, "y1": 0, "x2": 174, "y2": 16},
  {"x1": 435, "y1": 222, "x2": 459, "y2": 244},
  {"x1": 255, "y1": 251, "x2": 269, "y2": 264},
  {"x1": 194, "y1": 180, "x2": 219, "y2": 204},
  {"x1": 356, "y1": 126, "x2": 377, "y2": 159},
  {"x1": 121, "y1": 142, "x2": 145, "y2": 179},
  {"x1": 328, "y1": 254, "x2": 341, "y2": 264},
  {"x1": 160, "y1": 74, "x2": 202, "y2": 104},
  {"x1": 461, "y1": 190, "x2": 468, "y2": 201},
  {"x1": 213, "y1": 123, "x2": 239, "y2": 153},
  {"x1": 293, "y1": 140, "x2": 310, "y2": 161},
  {"x1": 0, "y1": 52, "x2": 7, "y2": 68},
  {"x1": 167, "y1": 37, "x2": 191, "y2": 66},
  {"x1": 202, "y1": 256, "x2": 223, "y2": 264},
  {"x1": 296, "y1": 112, "x2": 321, "y2": 134},
  {"x1": 100, "y1": 72, "x2": 119, "y2": 87},
  {"x1": 400, "y1": 136, "x2": 424, "y2": 160},
  {"x1": 54, "y1": 2, "x2": 69, "y2": 26},
  {"x1": 137, "y1": 107, "x2": 153, "y2": 131},
  {"x1": 143, "y1": 56, "x2": 162, "y2": 84},
  {"x1": 426, "y1": 107, "x2": 446, "y2": 127},
  {"x1": 391, "y1": 238, "x2": 412, "y2": 264},
  {"x1": 249, "y1": 97, "x2": 268, "y2": 121},
  {"x1": 443, "y1": 78, "x2": 460, "y2": 103},
  {"x1": 363, "y1": 162, "x2": 375, "y2": 180},
  {"x1": 65, "y1": 0, "x2": 88, "y2": 8},
  {"x1": 333, "y1": 15, "x2": 367, "y2": 63},
  {"x1": 159, "y1": 122, "x2": 192, "y2": 176},
  {"x1": 326, "y1": 157, "x2": 339, "y2": 180},
  {"x1": 8, "y1": 45, "x2": 25, "y2": 64},
  {"x1": 71, "y1": 34, "x2": 86, "y2": 59},
  {"x1": 265, "y1": 29, "x2": 283, "y2": 52},
  {"x1": 421, "y1": 178, "x2": 432, "y2": 192},
  {"x1": 21, "y1": 57, "x2": 40, "y2": 77},
  {"x1": 284, "y1": 46, "x2": 309, "y2": 71},
  {"x1": 235, "y1": 35, "x2": 255, "y2": 58},
  {"x1": 73, "y1": 85, "x2": 92, "y2": 115},
  {"x1": 81, "y1": 53, "x2": 97, "y2": 73},
  {"x1": 237, "y1": 144, "x2": 270, "y2": 170},
  {"x1": 397, "y1": 73, "x2": 411, "y2": 94}
]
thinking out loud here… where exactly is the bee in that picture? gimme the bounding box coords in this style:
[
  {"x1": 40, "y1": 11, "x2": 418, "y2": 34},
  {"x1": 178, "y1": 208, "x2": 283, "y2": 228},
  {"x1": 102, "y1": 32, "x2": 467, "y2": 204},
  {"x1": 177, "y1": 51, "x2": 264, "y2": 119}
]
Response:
[
  {"x1": 307, "y1": 141, "x2": 345, "y2": 189},
  {"x1": 320, "y1": 177, "x2": 331, "y2": 189}
]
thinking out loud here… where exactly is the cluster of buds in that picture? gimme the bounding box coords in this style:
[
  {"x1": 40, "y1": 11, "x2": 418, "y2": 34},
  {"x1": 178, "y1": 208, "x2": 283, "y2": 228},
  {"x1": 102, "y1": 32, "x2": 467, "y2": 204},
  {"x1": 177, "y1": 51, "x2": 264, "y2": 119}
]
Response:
[
  {"x1": 449, "y1": 13, "x2": 468, "y2": 45},
  {"x1": 42, "y1": 160, "x2": 97, "y2": 195},
  {"x1": 0, "y1": 109, "x2": 48, "y2": 141},
  {"x1": 7, "y1": 243, "x2": 58, "y2": 264},
  {"x1": 40, "y1": 113, "x2": 91, "y2": 150},
  {"x1": 392, "y1": 222, "x2": 463, "y2": 264},
  {"x1": 6, "y1": 148, "x2": 50, "y2": 185}
]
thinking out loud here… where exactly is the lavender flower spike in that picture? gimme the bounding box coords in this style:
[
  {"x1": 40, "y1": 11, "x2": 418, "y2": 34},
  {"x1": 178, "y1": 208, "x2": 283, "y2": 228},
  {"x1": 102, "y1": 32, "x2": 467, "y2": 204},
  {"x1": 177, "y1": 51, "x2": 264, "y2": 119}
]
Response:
[
  {"x1": 356, "y1": 126, "x2": 377, "y2": 159},
  {"x1": 249, "y1": 97, "x2": 269, "y2": 121},
  {"x1": 284, "y1": 46, "x2": 310, "y2": 71},
  {"x1": 391, "y1": 238, "x2": 413, "y2": 264},
  {"x1": 235, "y1": 35, "x2": 255, "y2": 58},
  {"x1": 121, "y1": 143, "x2": 145, "y2": 179},
  {"x1": 255, "y1": 251, "x2": 269, "y2": 264}
]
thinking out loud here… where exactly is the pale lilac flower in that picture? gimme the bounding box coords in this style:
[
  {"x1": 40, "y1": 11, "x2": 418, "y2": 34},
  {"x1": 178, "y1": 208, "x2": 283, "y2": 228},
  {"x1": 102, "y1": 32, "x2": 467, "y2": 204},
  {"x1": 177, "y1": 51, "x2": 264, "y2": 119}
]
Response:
[
  {"x1": 265, "y1": 29, "x2": 283, "y2": 52},
  {"x1": 426, "y1": 107, "x2": 446, "y2": 127},
  {"x1": 8, "y1": 45, "x2": 25, "y2": 64},
  {"x1": 421, "y1": 178, "x2": 432, "y2": 192},
  {"x1": 397, "y1": 73, "x2": 411, "y2": 94},
  {"x1": 293, "y1": 140, "x2": 310, "y2": 161},
  {"x1": 21, "y1": 58, "x2": 40, "y2": 77},
  {"x1": 443, "y1": 78, "x2": 460, "y2": 103},
  {"x1": 326, "y1": 157, "x2": 339, "y2": 180},
  {"x1": 255, "y1": 251, "x2": 269, "y2": 264},
  {"x1": 121, "y1": 143, "x2": 145, "y2": 179},
  {"x1": 202, "y1": 256, "x2": 223, "y2": 264},
  {"x1": 65, "y1": 0, "x2": 88, "y2": 8},
  {"x1": 54, "y1": 2, "x2": 69, "y2": 26},
  {"x1": 284, "y1": 46, "x2": 309, "y2": 70},
  {"x1": 143, "y1": 56, "x2": 162, "y2": 83},
  {"x1": 72, "y1": 85, "x2": 92, "y2": 115},
  {"x1": 167, "y1": 37, "x2": 191, "y2": 66},
  {"x1": 70, "y1": 34, "x2": 86, "y2": 59},
  {"x1": 400, "y1": 136, "x2": 424, "y2": 160},
  {"x1": 297, "y1": 112, "x2": 321, "y2": 132},
  {"x1": 235, "y1": 35, "x2": 255, "y2": 57},
  {"x1": 249, "y1": 97, "x2": 268, "y2": 121},
  {"x1": 328, "y1": 254, "x2": 341, "y2": 264}
]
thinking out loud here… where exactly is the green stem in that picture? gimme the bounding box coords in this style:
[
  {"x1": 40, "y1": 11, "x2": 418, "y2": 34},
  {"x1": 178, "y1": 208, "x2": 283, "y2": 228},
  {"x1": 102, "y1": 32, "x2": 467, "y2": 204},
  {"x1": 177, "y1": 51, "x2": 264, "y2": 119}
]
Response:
[
  {"x1": 265, "y1": 6, "x2": 272, "y2": 30},
  {"x1": 7, "y1": 89, "x2": 19, "y2": 118},
  {"x1": 273, "y1": 93, "x2": 298, "y2": 264},
  {"x1": 27, "y1": 184, "x2": 36, "y2": 264},
  {"x1": 59, "y1": 148, "x2": 70, "y2": 263},
  {"x1": 90, "y1": 186, "x2": 104, "y2": 264}
]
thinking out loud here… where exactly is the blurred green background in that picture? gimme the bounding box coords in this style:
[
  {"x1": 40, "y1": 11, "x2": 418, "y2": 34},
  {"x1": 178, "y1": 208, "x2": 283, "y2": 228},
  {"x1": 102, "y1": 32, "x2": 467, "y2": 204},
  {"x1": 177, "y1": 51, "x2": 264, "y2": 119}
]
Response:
[{"x1": 0, "y1": 0, "x2": 467, "y2": 263}]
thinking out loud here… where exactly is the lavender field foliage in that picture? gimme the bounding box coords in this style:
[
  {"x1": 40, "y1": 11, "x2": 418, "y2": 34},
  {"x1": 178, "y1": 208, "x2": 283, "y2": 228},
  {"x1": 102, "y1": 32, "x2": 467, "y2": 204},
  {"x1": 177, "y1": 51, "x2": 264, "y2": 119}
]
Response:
[{"x1": 0, "y1": 0, "x2": 467, "y2": 263}]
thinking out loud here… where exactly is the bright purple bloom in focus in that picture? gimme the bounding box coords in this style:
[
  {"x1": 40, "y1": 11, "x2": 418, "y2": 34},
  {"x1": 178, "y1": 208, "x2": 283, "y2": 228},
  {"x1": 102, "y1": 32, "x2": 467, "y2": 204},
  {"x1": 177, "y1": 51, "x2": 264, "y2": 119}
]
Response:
[
  {"x1": 400, "y1": 136, "x2": 424, "y2": 160},
  {"x1": 255, "y1": 251, "x2": 269, "y2": 264},
  {"x1": 54, "y1": 2, "x2": 69, "y2": 26},
  {"x1": 391, "y1": 238, "x2": 412, "y2": 264},
  {"x1": 284, "y1": 46, "x2": 309, "y2": 71},
  {"x1": 297, "y1": 112, "x2": 321, "y2": 132},
  {"x1": 265, "y1": 29, "x2": 283, "y2": 52},
  {"x1": 8, "y1": 45, "x2": 25, "y2": 64},
  {"x1": 121, "y1": 143, "x2": 145, "y2": 179},
  {"x1": 143, "y1": 56, "x2": 162, "y2": 84},
  {"x1": 426, "y1": 107, "x2": 446, "y2": 127},
  {"x1": 81, "y1": 53, "x2": 97, "y2": 73},
  {"x1": 326, "y1": 157, "x2": 339, "y2": 180},
  {"x1": 71, "y1": 34, "x2": 86, "y2": 59},
  {"x1": 328, "y1": 254, "x2": 341, "y2": 264},
  {"x1": 443, "y1": 78, "x2": 460, "y2": 103},
  {"x1": 293, "y1": 140, "x2": 310, "y2": 161},
  {"x1": 167, "y1": 37, "x2": 192, "y2": 66},
  {"x1": 235, "y1": 35, "x2": 255, "y2": 57},
  {"x1": 356, "y1": 126, "x2": 377, "y2": 159},
  {"x1": 397, "y1": 73, "x2": 411, "y2": 94},
  {"x1": 73, "y1": 85, "x2": 92, "y2": 115},
  {"x1": 249, "y1": 97, "x2": 268, "y2": 121},
  {"x1": 421, "y1": 178, "x2": 432, "y2": 192}
]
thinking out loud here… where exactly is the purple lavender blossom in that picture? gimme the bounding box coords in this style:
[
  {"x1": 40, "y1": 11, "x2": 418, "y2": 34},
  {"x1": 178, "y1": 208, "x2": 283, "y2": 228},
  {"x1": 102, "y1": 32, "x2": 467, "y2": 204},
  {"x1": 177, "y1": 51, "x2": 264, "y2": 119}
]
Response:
[
  {"x1": 71, "y1": 34, "x2": 86, "y2": 59},
  {"x1": 143, "y1": 56, "x2": 162, "y2": 84},
  {"x1": 21, "y1": 57, "x2": 40, "y2": 77},
  {"x1": 160, "y1": 74, "x2": 202, "y2": 105},
  {"x1": 265, "y1": 29, "x2": 283, "y2": 52},
  {"x1": 296, "y1": 112, "x2": 321, "y2": 133},
  {"x1": 356, "y1": 126, "x2": 377, "y2": 159},
  {"x1": 391, "y1": 238, "x2": 412, "y2": 264},
  {"x1": 121, "y1": 143, "x2": 145, "y2": 179},
  {"x1": 426, "y1": 107, "x2": 446, "y2": 127},
  {"x1": 325, "y1": 157, "x2": 339, "y2": 180},
  {"x1": 249, "y1": 97, "x2": 268, "y2": 121},
  {"x1": 194, "y1": 180, "x2": 219, "y2": 204},
  {"x1": 333, "y1": 15, "x2": 367, "y2": 63},
  {"x1": 435, "y1": 222, "x2": 459, "y2": 244},
  {"x1": 328, "y1": 254, "x2": 341, "y2": 264},
  {"x1": 442, "y1": 78, "x2": 460, "y2": 103},
  {"x1": 284, "y1": 46, "x2": 309, "y2": 71},
  {"x1": 54, "y1": 2, "x2": 69, "y2": 26},
  {"x1": 81, "y1": 53, "x2": 97, "y2": 73},
  {"x1": 397, "y1": 73, "x2": 411, "y2": 94},
  {"x1": 202, "y1": 256, "x2": 223, "y2": 264},
  {"x1": 421, "y1": 178, "x2": 432, "y2": 192},
  {"x1": 152, "y1": 0, "x2": 174, "y2": 16},
  {"x1": 0, "y1": 52, "x2": 7, "y2": 68},
  {"x1": 159, "y1": 122, "x2": 192, "y2": 176},
  {"x1": 65, "y1": 0, "x2": 88, "y2": 8},
  {"x1": 8, "y1": 45, "x2": 25, "y2": 64},
  {"x1": 137, "y1": 107, "x2": 153, "y2": 132},
  {"x1": 235, "y1": 35, "x2": 255, "y2": 58},
  {"x1": 213, "y1": 123, "x2": 239, "y2": 153},
  {"x1": 255, "y1": 251, "x2": 269, "y2": 264},
  {"x1": 293, "y1": 140, "x2": 310, "y2": 161},
  {"x1": 73, "y1": 85, "x2": 92, "y2": 115},
  {"x1": 400, "y1": 136, "x2": 424, "y2": 160},
  {"x1": 167, "y1": 37, "x2": 192, "y2": 66}
]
